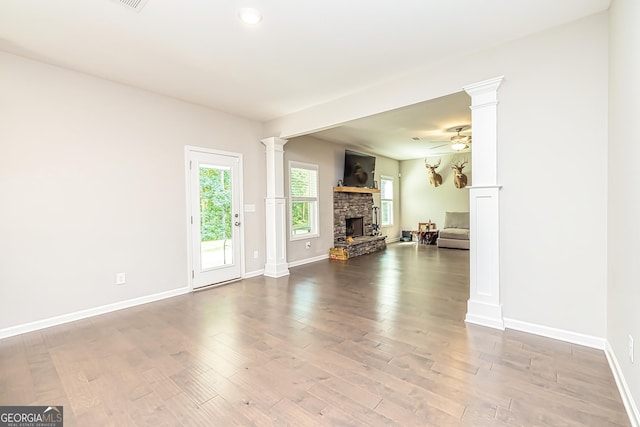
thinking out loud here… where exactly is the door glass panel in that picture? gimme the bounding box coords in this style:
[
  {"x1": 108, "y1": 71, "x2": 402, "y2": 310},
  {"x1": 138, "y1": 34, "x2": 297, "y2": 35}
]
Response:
[{"x1": 199, "y1": 164, "x2": 232, "y2": 270}]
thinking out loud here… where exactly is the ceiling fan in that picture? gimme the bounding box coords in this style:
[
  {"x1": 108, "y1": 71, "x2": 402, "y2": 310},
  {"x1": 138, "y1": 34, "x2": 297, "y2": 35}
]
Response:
[
  {"x1": 421, "y1": 125, "x2": 472, "y2": 151},
  {"x1": 449, "y1": 125, "x2": 472, "y2": 151}
]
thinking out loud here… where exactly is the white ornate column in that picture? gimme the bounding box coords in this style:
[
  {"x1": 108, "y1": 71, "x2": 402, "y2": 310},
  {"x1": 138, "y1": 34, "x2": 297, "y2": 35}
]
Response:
[
  {"x1": 261, "y1": 137, "x2": 290, "y2": 278},
  {"x1": 463, "y1": 76, "x2": 504, "y2": 330}
]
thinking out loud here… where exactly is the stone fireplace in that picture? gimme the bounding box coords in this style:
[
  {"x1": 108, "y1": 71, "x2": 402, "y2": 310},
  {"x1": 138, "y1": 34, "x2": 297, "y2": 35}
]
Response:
[{"x1": 333, "y1": 188, "x2": 386, "y2": 258}]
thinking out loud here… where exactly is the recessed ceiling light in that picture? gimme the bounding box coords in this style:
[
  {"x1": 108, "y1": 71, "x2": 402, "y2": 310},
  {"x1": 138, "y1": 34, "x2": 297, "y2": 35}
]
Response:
[{"x1": 238, "y1": 8, "x2": 262, "y2": 25}]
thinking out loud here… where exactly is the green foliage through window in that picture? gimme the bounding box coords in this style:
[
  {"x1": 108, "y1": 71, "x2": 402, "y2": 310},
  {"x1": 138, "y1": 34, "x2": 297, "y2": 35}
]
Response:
[
  {"x1": 290, "y1": 163, "x2": 318, "y2": 237},
  {"x1": 292, "y1": 201, "x2": 313, "y2": 234},
  {"x1": 290, "y1": 168, "x2": 317, "y2": 198},
  {"x1": 200, "y1": 166, "x2": 232, "y2": 242}
]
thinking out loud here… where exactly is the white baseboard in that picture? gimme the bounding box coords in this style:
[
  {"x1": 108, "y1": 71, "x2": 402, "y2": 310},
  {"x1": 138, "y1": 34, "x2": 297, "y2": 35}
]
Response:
[
  {"x1": 0, "y1": 286, "x2": 190, "y2": 340},
  {"x1": 288, "y1": 254, "x2": 329, "y2": 268},
  {"x1": 466, "y1": 313, "x2": 506, "y2": 330},
  {"x1": 503, "y1": 317, "x2": 606, "y2": 350},
  {"x1": 606, "y1": 341, "x2": 640, "y2": 427},
  {"x1": 386, "y1": 236, "x2": 401, "y2": 243},
  {"x1": 243, "y1": 269, "x2": 265, "y2": 278}
]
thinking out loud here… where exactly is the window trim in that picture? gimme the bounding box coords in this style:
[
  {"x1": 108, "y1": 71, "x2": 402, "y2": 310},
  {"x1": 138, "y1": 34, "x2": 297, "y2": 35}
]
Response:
[
  {"x1": 380, "y1": 175, "x2": 394, "y2": 227},
  {"x1": 289, "y1": 161, "x2": 319, "y2": 241}
]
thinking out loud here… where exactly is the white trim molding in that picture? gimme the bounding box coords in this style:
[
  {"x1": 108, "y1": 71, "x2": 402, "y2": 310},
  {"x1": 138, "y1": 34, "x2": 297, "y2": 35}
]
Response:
[
  {"x1": 504, "y1": 318, "x2": 606, "y2": 349},
  {"x1": 0, "y1": 286, "x2": 190, "y2": 340},
  {"x1": 243, "y1": 269, "x2": 265, "y2": 279},
  {"x1": 466, "y1": 185, "x2": 503, "y2": 190},
  {"x1": 288, "y1": 254, "x2": 329, "y2": 268},
  {"x1": 606, "y1": 341, "x2": 640, "y2": 427}
]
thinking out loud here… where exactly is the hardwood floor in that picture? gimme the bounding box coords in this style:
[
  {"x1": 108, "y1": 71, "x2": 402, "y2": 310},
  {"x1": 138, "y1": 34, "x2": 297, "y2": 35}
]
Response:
[{"x1": 0, "y1": 243, "x2": 630, "y2": 426}]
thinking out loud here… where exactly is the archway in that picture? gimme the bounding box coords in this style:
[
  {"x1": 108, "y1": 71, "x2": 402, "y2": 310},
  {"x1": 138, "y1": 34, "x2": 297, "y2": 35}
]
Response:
[{"x1": 262, "y1": 76, "x2": 505, "y2": 330}]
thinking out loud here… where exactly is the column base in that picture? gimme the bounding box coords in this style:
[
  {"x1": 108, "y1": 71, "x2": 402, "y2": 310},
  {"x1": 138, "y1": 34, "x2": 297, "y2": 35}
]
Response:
[
  {"x1": 465, "y1": 299, "x2": 504, "y2": 330},
  {"x1": 264, "y1": 262, "x2": 290, "y2": 278}
]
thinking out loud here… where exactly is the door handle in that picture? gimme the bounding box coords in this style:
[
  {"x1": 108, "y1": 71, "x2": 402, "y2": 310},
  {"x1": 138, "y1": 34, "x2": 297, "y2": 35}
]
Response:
[{"x1": 234, "y1": 221, "x2": 241, "y2": 227}]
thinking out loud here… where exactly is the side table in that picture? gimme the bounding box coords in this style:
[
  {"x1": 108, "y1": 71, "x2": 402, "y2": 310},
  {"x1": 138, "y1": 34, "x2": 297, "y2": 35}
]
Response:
[{"x1": 420, "y1": 229, "x2": 439, "y2": 245}]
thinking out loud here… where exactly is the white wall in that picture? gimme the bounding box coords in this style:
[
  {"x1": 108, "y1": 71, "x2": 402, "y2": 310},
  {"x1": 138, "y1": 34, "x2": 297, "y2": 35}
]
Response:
[
  {"x1": 495, "y1": 14, "x2": 608, "y2": 337},
  {"x1": 400, "y1": 154, "x2": 471, "y2": 231},
  {"x1": 284, "y1": 136, "x2": 400, "y2": 264},
  {"x1": 608, "y1": 0, "x2": 640, "y2": 421},
  {"x1": 0, "y1": 52, "x2": 265, "y2": 332},
  {"x1": 266, "y1": 13, "x2": 609, "y2": 339}
]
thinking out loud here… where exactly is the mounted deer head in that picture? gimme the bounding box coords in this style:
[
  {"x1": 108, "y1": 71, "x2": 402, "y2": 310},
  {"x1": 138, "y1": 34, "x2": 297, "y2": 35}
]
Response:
[
  {"x1": 424, "y1": 158, "x2": 442, "y2": 187},
  {"x1": 451, "y1": 159, "x2": 468, "y2": 189}
]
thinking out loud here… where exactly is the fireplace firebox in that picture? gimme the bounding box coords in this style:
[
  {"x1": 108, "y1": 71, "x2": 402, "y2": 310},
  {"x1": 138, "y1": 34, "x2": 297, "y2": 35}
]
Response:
[{"x1": 346, "y1": 217, "x2": 364, "y2": 238}]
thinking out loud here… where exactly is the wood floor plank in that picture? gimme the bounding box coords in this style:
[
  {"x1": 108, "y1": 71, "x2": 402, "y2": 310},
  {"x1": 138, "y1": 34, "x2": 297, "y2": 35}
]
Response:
[
  {"x1": 169, "y1": 368, "x2": 219, "y2": 406},
  {"x1": 201, "y1": 394, "x2": 261, "y2": 426},
  {"x1": 141, "y1": 367, "x2": 182, "y2": 402},
  {"x1": 0, "y1": 243, "x2": 631, "y2": 426},
  {"x1": 306, "y1": 382, "x2": 397, "y2": 426},
  {"x1": 159, "y1": 391, "x2": 201, "y2": 425},
  {"x1": 207, "y1": 378, "x2": 277, "y2": 425},
  {"x1": 373, "y1": 397, "x2": 441, "y2": 426}
]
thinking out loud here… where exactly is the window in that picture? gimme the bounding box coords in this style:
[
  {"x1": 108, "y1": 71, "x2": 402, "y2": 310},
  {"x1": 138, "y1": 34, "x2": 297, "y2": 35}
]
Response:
[
  {"x1": 380, "y1": 176, "x2": 393, "y2": 226},
  {"x1": 289, "y1": 162, "x2": 319, "y2": 239}
]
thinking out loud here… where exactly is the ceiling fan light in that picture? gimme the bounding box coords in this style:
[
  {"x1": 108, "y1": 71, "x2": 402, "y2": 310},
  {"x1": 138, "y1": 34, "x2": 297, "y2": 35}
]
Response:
[{"x1": 450, "y1": 141, "x2": 468, "y2": 151}]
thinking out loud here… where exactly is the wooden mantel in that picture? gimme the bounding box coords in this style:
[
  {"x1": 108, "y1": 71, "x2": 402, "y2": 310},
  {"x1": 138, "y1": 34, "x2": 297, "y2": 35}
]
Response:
[{"x1": 333, "y1": 186, "x2": 380, "y2": 194}]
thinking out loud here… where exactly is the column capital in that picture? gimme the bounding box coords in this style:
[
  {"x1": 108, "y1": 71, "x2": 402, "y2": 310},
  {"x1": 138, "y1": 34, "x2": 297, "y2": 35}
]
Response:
[
  {"x1": 463, "y1": 75, "x2": 504, "y2": 96},
  {"x1": 261, "y1": 137, "x2": 288, "y2": 150},
  {"x1": 463, "y1": 76, "x2": 504, "y2": 108}
]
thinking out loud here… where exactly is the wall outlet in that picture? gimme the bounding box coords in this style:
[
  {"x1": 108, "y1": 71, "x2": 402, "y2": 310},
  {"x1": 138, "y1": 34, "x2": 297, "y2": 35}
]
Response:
[
  {"x1": 253, "y1": 250, "x2": 259, "y2": 259},
  {"x1": 629, "y1": 335, "x2": 635, "y2": 364},
  {"x1": 116, "y1": 272, "x2": 126, "y2": 285},
  {"x1": 305, "y1": 241, "x2": 311, "y2": 249}
]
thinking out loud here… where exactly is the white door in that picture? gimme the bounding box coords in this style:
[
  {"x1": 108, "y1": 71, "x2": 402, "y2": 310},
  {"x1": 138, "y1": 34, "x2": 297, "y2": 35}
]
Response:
[{"x1": 187, "y1": 148, "x2": 242, "y2": 288}]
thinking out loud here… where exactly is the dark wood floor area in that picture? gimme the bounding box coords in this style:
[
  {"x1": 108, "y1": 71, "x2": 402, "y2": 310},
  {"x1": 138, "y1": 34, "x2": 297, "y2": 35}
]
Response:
[{"x1": 0, "y1": 243, "x2": 630, "y2": 426}]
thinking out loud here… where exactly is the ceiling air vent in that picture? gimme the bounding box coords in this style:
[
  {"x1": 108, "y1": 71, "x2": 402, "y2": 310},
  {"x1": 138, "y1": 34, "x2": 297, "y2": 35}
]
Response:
[{"x1": 111, "y1": 0, "x2": 151, "y2": 12}]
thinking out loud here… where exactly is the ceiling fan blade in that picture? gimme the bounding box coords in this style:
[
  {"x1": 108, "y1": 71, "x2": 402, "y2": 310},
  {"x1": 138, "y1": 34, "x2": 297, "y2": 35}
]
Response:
[{"x1": 429, "y1": 143, "x2": 450, "y2": 149}]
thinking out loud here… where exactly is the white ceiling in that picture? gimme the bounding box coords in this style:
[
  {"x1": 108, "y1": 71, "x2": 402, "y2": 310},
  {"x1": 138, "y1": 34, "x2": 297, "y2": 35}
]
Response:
[
  {"x1": 308, "y1": 92, "x2": 472, "y2": 160},
  {"x1": 0, "y1": 0, "x2": 610, "y2": 159}
]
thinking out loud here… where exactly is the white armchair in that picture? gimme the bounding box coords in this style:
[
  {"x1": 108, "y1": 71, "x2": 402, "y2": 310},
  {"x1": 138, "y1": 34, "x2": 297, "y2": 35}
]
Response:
[{"x1": 437, "y1": 212, "x2": 470, "y2": 250}]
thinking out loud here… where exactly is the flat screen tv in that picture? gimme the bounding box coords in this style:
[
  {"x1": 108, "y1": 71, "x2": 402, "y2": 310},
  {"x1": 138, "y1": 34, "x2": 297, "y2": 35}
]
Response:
[{"x1": 343, "y1": 149, "x2": 376, "y2": 188}]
